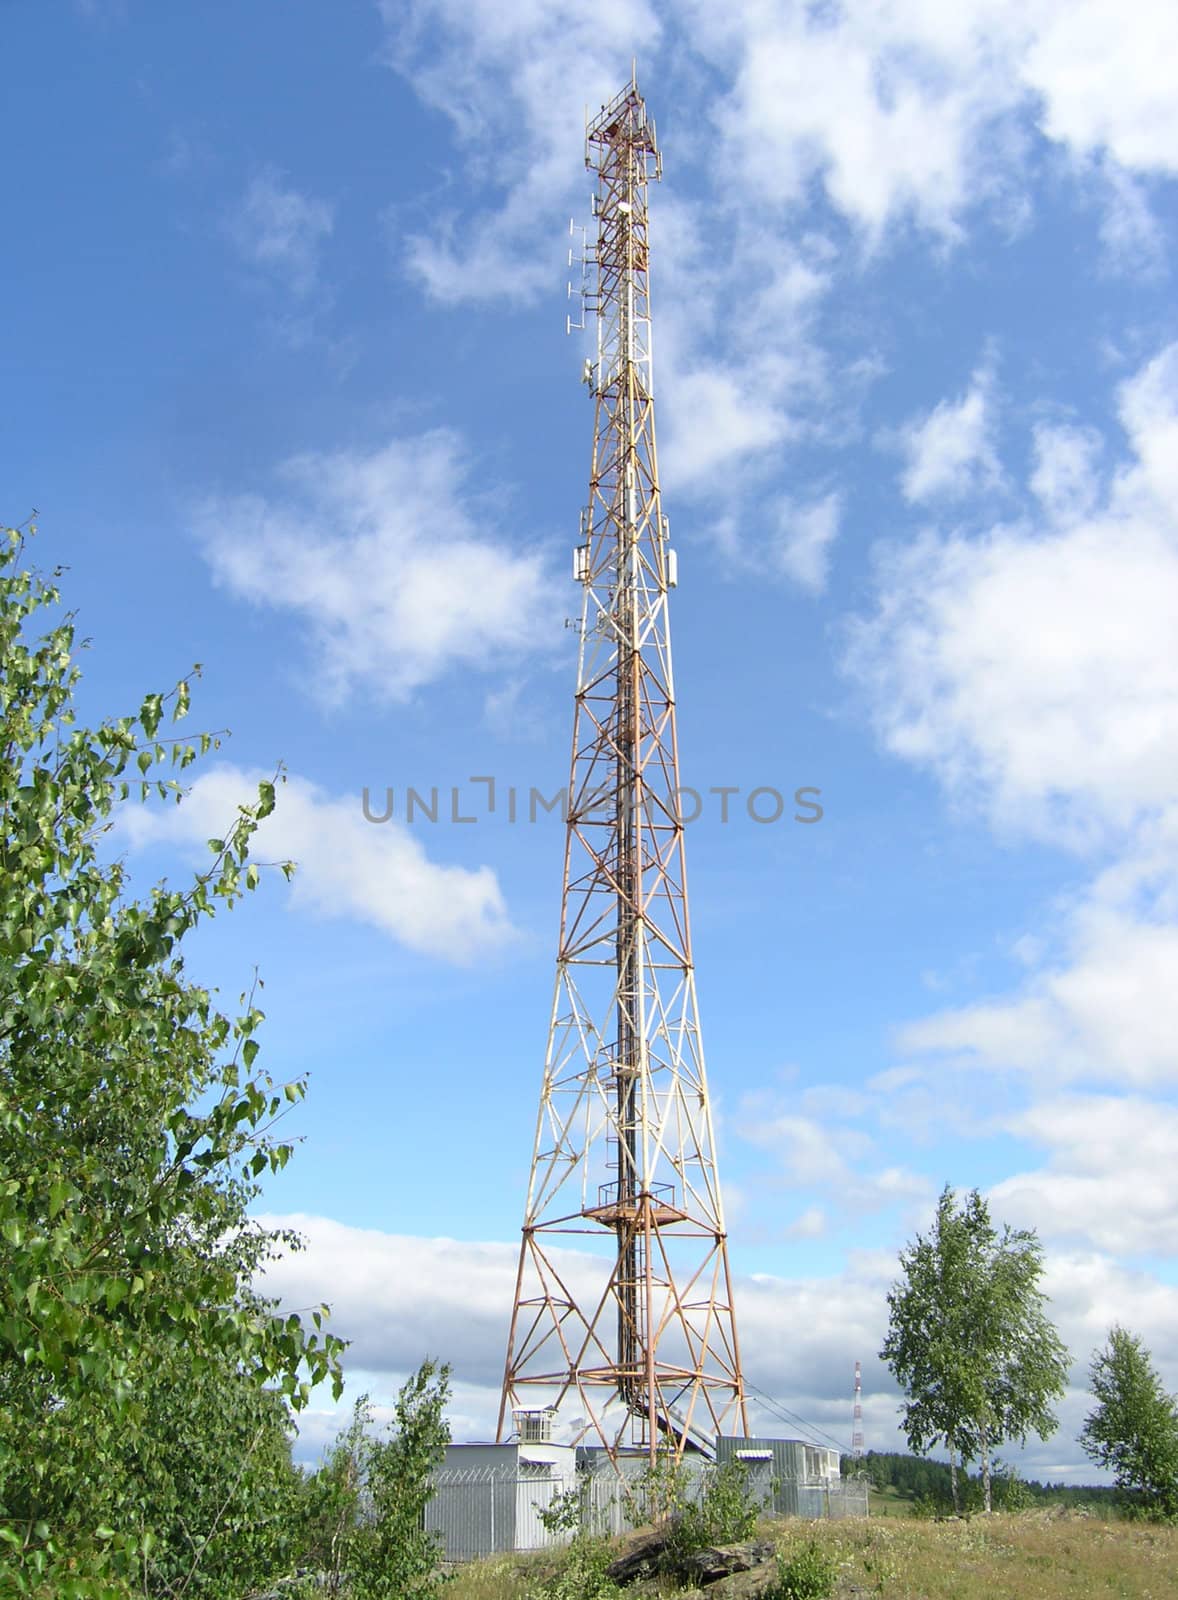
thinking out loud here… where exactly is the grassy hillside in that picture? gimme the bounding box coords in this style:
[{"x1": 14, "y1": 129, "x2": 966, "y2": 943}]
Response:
[{"x1": 446, "y1": 1511, "x2": 1178, "y2": 1600}]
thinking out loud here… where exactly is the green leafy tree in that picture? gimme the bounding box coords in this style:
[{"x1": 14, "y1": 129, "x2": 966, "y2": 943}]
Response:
[
  {"x1": 881, "y1": 1185, "x2": 1068, "y2": 1512},
  {"x1": 304, "y1": 1361, "x2": 452, "y2": 1600},
  {"x1": 1079, "y1": 1326, "x2": 1178, "y2": 1518},
  {"x1": 0, "y1": 525, "x2": 343, "y2": 1596},
  {"x1": 100, "y1": 1338, "x2": 307, "y2": 1597}
]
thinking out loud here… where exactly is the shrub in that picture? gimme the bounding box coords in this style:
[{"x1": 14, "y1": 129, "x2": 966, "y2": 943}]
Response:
[
  {"x1": 773, "y1": 1540, "x2": 837, "y2": 1600},
  {"x1": 665, "y1": 1457, "x2": 759, "y2": 1561},
  {"x1": 528, "y1": 1533, "x2": 621, "y2": 1600}
]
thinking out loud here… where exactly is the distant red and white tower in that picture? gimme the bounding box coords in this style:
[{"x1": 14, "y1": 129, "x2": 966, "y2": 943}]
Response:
[{"x1": 852, "y1": 1360, "x2": 864, "y2": 1461}]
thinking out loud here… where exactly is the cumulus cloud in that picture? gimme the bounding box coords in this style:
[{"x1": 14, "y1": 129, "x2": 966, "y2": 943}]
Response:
[
  {"x1": 654, "y1": 222, "x2": 834, "y2": 511},
  {"x1": 376, "y1": 1, "x2": 1176, "y2": 518},
  {"x1": 848, "y1": 342, "x2": 1178, "y2": 1293},
  {"x1": 990, "y1": 1095, "x2": 1178, "y2": 1255},
  {"x1": 121, "y1": 765, "x2": 516, "y2": 962},
  {"x1": 195, "y1": 429, "x2": 557, "y2": 704},
  {"x1": 784, "y1": 1206, "x2": 827, "y2": 1240},
  {"x1": 381, "y1": 0, "x2": 660, "y2": 303},
  {"x1": 259, "y1": 1213, "x2": 899, "y2": 1452},
  {"x1": 895, "y1": 366, "x2": 1002, "y2": 504},
  {"x1": 688, "y1": 1, "x2": 1029, "y2": 243},
  {"x1": 772, "y1": 493, "x2": 841, "y2": 592},
  {"x1": 1093, "y1": 162, "x2": 1167, "y2": 278},
  {"x1": 735, "y1": 1094, "x2": 932, "y2": 1219},
  {"x1": 388, "y1": 1, "x2": 1177, "y2": 303},
  {"x1": 1022, "y1": 1, "x2": 1178, "y2": 175},
  {"x1": 846, "y1": 341, "x2": 1178, "y2": 843},
  {"x1": 1029, "y1": 421, "x2": 1103, "y2": 522},
  {"x1": 259, "y1": 1214, "x2": 1178, "y2": 1475},
  {"x1": 899, "y1": 905, "x2": 1178, "y2": 1090},
  {"x1": 226, "y1": 168, "x2": 334, "y2": 297},
  {"x1": 660, "y1": 367, "x2": 793, "y2": 492}
]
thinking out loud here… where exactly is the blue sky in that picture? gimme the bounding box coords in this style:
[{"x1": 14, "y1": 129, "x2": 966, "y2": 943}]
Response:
[{"x1": 5, "y1": 0, "x2": 1178, "y2": 1477}]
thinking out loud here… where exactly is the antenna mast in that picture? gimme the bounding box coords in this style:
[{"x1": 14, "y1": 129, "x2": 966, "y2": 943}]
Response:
[
  {"x1": 852, "y1": 1361, "x2": 864, "y2": 1463},
  {"x1": 497, "y1": 77, "x2": 747, "y2": 1463}
]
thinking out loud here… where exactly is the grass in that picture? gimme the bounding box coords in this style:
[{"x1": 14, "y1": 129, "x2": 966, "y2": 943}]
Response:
[
  {"x1": 867, "y1": 1483, "x2": 918, "y2": 1518},
  {"x1": 443, "y1": 1511, "x2": 1178, "y2": 1600}
]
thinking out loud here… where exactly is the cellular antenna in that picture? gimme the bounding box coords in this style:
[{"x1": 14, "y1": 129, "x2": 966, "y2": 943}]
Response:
[
  {"x1": 497, "y1": 77, "x2": 747, "y2": 1464},
  {"x1": 852, "y1": 1360, "x2": 864, "y2": 1462}
]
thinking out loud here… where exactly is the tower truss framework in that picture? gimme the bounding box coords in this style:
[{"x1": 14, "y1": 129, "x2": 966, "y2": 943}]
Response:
[{"x1": 497, "y1": 76, "x2": 747, "y2": 1463}]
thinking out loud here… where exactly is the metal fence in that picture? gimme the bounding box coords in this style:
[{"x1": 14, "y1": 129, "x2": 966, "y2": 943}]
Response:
[{"x1": 426, "y1": 1467, "x2": 869, "y2": 1562}]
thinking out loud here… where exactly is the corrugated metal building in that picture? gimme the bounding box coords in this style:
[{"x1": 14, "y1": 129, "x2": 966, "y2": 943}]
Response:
[
  {"x1": 425, "y1": 1441, "x2": 578, "y2": 1560},
  {"x1": 713, "y1": 1435, "x2": 842, "y2": 1517}
]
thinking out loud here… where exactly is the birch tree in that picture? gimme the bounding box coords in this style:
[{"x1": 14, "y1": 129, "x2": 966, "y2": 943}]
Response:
[
  {"x1": 881, "y1": 1185, "x2": 1068, "y2": 1511},
  {"x1": 0, "y1": 524, "x2": 343, "y2": 1595},
  {"x1": 1080, "y1": 1327, "x2": 1178, "y2": 1517}
]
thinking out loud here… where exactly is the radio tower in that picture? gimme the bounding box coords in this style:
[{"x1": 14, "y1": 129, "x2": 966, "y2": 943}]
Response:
[
  {"x1": 852, "y1": 1361, "x2": 864, "y2": 1463},
  {"x1": 497, "y1": 73, "x2": 747, "y2": 1463}
]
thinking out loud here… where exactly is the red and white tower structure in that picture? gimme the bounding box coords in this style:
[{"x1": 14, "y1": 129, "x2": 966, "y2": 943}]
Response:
[
  {"x1": 496, "y1": 75, "x2": 747, "y2": 1464},
  {"x1": 852, "y1": 1360, "x2": 864, "y2": 1462}
]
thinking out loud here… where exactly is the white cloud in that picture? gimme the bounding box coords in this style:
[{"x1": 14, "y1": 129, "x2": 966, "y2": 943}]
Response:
[
  {"x1": 990, "y1": 1095, "x2": 1178, "y2": 1255},
  {"x1": 689, "y1": 1, "x2": 1178, "y2": 238},
  {"x1": 1093, "y1": 162, "x2": 1167, "y2": 278},
  {"x1": 800, "y1": 1085, "x2": 870, "y2": 1119},
  {"x1": 381, "y1": 0, "x2": 660, "y2": 303},
  {"x1": 896, "y1": 366, "x2": 1001, "y2": 504},
  {"x1": 1022, "y1": 1, "x2": 1178, "y2": 175},
  {"x1": 259, "y1": 1214, "x2": 1178, "y2": 1475},
  {"x1": 1029, "y1": 421, "x2": 1103, "y2": 522},
  {"x1": 898, "y1": 902, "x2": 1178, "y2": 1090},
  {"x1": 259, "y1": 1213, "x2": 899, "y2": 1452},
  {"x1": 196, "y1": 430, "x2": 557, "y2": 704},
  {"x1": 772, "y1": 492, "x2": 841, "y2": 592},
  {"x1": 784, "y1": 1206, "x2": 827, "y2": 1240},
  {"x1": 121, "y1": 765, "x2": 516, "y2": 963},
  {"x1": 735, "y1": 1095, "x2": 932, "y2": 1217},
  {"x1": 385, "y1": 2, "x2": 1177, "y2": 331},
  {"x1": 655, "y1": 220, "x2": 834, "y2": 508},
  {"x1": 660, "y1": 367, "x2": 792, "y2": 492},
  {"x1": 226, "y1": 168, "x2": 334, "y2": 297},
  {"x1": 739, "y1": 1110, "x2": 871, "y2": 1188},
  {"x1": 847, "y1": 341, "x2": 1178, "y2": 843},
  {"x1": 892, "y1": 799, "x2": 1178, "y2": 1095},
  {"x1": 257, "y1": 1216, "x2": 522, "y2": 1387},
  {"x1": 690, "y1": 1, "x2": 1030, "y2": 244}
]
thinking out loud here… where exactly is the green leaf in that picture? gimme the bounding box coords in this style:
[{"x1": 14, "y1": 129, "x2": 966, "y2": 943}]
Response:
[{"x1": 0, "y1": 534, "x2": 343, "y2": 1582}]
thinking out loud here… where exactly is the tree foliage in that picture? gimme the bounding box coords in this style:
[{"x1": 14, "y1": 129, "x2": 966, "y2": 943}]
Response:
[
  {"x1": 880, "y1": 1185, "x2": 1069, "y2": 1511},
  {"x1": 303, "y1": 1361, "x2": 451, "y2": 1600},
  {"x1": 1080, "y1": 1326, "x2": 1178, "y2": 1519},
  {"x1": 0, "y1": 525, "x2": 343, "y2": 1596},
  {"x1": 846, "y1": 1449, "x2": 1111, "y2": 1514}
]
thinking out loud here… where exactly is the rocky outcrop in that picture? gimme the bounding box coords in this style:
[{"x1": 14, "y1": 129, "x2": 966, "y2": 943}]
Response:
[
  {"x1": 690, "y1": 1560, "x2": 780, "y2": 1599},
  {"x1": 606, "y1": 1531, "x2": 779, "y2": 1591},
  {"x1": 606, "y1": 1525, "x2": 673, "y2": 1584},
  {"x1": 679, "y1": 1542, "x2": 777, "y2": 1584}
]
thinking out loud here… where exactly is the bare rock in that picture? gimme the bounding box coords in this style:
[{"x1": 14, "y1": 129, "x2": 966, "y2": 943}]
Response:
[
  {"x1": 698, "y1": 1560, "x2": 780, "y2": 1600},
  {"x1": 680, "y1": 1542, "x2": 778, "y2": 1584},
  {"x1": 606, "y1": 1526, "x2": 672, "y2": 1584}
]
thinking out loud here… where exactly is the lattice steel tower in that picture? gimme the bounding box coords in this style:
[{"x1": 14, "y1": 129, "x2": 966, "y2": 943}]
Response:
[{"x1": 498, "y1": 75, "x2": 747, "y2": 1463}]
